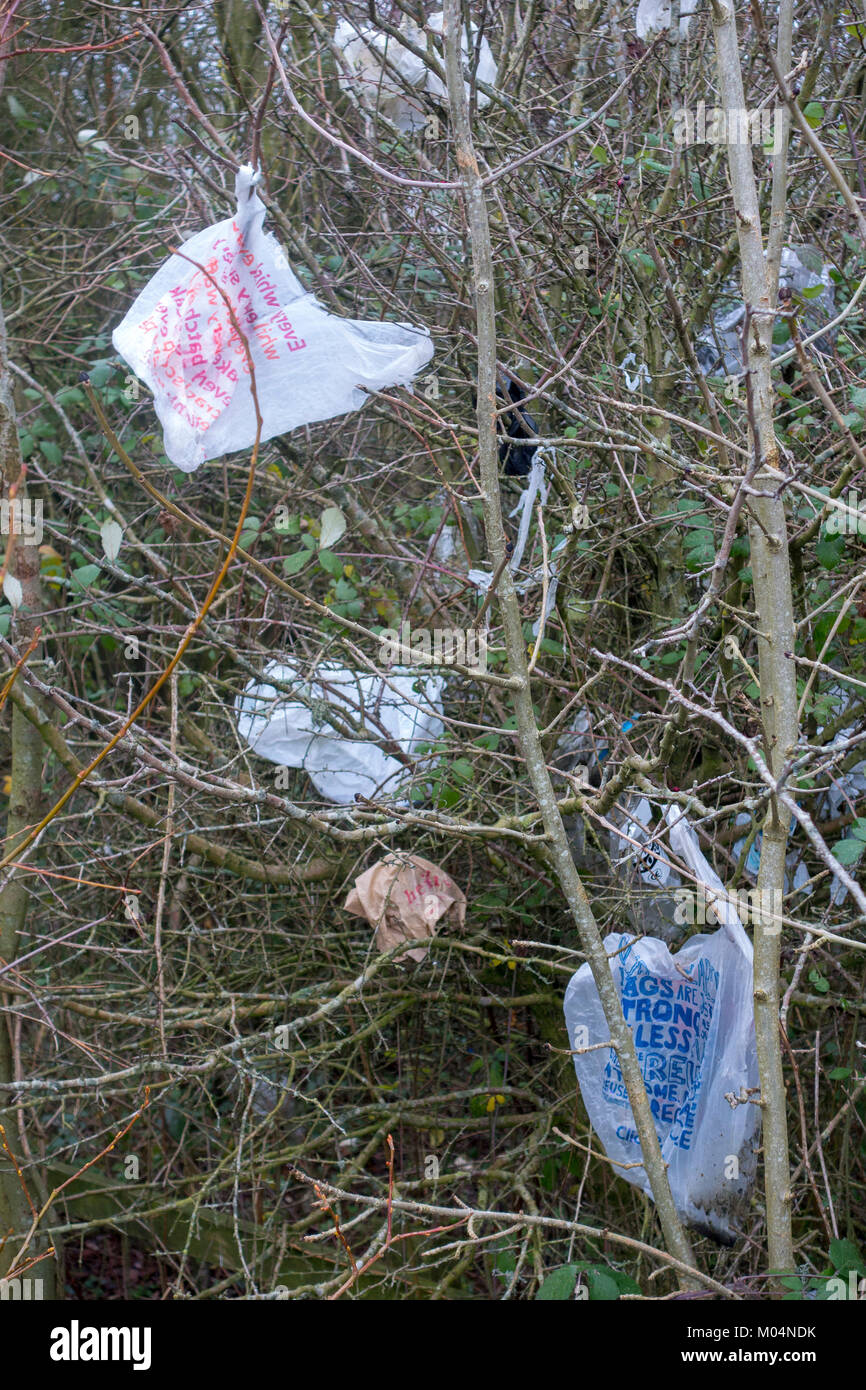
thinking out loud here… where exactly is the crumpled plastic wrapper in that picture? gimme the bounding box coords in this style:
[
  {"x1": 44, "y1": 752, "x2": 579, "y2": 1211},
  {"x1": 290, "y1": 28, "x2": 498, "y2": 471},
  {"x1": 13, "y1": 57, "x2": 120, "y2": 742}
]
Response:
[
  {"x1": 695, "y1": 245, "x2": 836, "y2": 378},
  {"x1": 344, "y1": 853, "x2": 466, "y2": 962}
]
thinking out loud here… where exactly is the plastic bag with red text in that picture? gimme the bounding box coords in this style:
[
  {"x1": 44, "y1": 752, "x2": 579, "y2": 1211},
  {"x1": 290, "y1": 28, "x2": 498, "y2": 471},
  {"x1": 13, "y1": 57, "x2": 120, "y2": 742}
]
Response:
[{"x1": 112, "y1": 164, "x2": 433, "y2": 472}]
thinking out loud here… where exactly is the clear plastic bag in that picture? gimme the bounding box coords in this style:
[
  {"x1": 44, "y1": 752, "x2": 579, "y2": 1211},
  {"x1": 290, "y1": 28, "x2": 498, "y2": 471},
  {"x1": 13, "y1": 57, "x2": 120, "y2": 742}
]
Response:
[
  {"x1": 112, "y1": 165, "x2": 434, "y2": 472},
  {"x1": 334, "y1": 11, "x2": 496, "y2": 134},
  {"x1": 563, "y1": 807, "x2": 759, "y2": 1242},
  {"x1": 235, "y1": 661, "x2": 444, "y2": 805},
  {"x1": 334, "y1": 18, "x2": 428, "y2": 133}
]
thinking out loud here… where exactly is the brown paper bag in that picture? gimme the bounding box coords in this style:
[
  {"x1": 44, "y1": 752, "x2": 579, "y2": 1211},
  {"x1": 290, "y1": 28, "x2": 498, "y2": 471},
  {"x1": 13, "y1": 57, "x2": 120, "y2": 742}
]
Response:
[{"x1": 344, "y1": 854, "x2": 466, "y2": 962}]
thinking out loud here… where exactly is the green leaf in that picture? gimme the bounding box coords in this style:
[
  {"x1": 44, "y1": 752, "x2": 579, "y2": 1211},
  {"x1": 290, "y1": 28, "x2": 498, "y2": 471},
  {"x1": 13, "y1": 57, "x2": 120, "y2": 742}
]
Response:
[
  {"x1": 808, "y1": 969, "x2": 830, "y2": 994},
  {"x1": 803, "y1": 102, "x2": 824, "y2": 129},
  {"x1": 88, "y1": 360, "x2": 115, "y2": 387},
  {"x1": 830, "y1": 1238, "x2": 866, "y2": 1279},
  {"x1": 333, "y1": 577, "x2": 357, "y2": 604},
  {"x1": 436, "y1": 783, "x2": 461, "y2": 809},
  {"x1": 828, "y1": 1067, "x2": 852, "y2": 1080},
  {"x1": 55, "y1": 386, "x2": 86, "y2": 407},
  {"x1": 605, "y1": 1268, "x2": 641, "y2": 1296},
  {"x1": 816, "y1": 536, "x2": 845, "y2": 570},
  {"x1": 318, "y1": 549, "x2": 343, "y2": 578},
  {"x1": 584, "y1": 1265, "x2": 622, "y2": 1301},
  {"x1": 624, "y1": 249, "x2": 656, "y2": 277},
  {"x1": 70, "y1": 564, "x2": 101, "y2": 591},
  {"x1": 831, "y1": 837, "x2": 864, "y2": 865},
  {"x1": 799, "y1": 284, "x2": 826, "y2": 300},
  {"x1": 282, "y1": 550, "x2": 312, "y2": 576},
  {"x1": 39, "y1": 440, "x2": 63, "y2": 466},
  {"x1": 536, "y1": 1265, "x2": 578, "y2": 1300}
]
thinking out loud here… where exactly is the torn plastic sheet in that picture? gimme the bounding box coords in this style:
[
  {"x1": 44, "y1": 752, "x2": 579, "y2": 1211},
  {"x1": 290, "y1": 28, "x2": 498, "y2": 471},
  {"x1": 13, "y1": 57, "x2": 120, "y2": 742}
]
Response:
[
  {"x1": 564, "y1": 805, "x2": 759, "y2": 1244},
  {"x1": 509, "y1": 448, "x2": 549, "y2": 574},
  {"x1": 696, "y1": 246, "x2": 836, "y2": 378},
  {"x1": 112, "y1": 165, "x2": 433, "y2": 472},
  {"x1": 733, "y1": 758, "x2": 866, "y2": 906},
  {"x1": 334, "y1": 18, "x2": 427, "y2": 133},
  {"x1": 561, "y1": 695, "x2": 864, "y2": 924},
  {"x1": 554, "y1": 711, "x2": 687, "y2": 939},
  {"x1": 731, "y1": 685, "x2": 866, "y2": 904},
  {"x1": 497, "y1": 375, "x2": 539, "y2": 477},
  {"x1": 607, "y1": 793, "x2": 691, "y2": 943},
  {"x1": 334, "y1": 11, "x2": 496, "y2": 135},
  {"x1": 235, "y1": 660, "x2": 444, "y2": 804},
  {"x1": 467, "y1": 452, "x2": 550, "y2": 589},
  {"x1": 425, "y1": 11, "x2": 497, "y2": 102},
  {"x1": 466, "y1": 447, "x2": 557, "y2": 633},
  {"x1": 619, "y1": 352, "x2": 652, "y2": 392}
]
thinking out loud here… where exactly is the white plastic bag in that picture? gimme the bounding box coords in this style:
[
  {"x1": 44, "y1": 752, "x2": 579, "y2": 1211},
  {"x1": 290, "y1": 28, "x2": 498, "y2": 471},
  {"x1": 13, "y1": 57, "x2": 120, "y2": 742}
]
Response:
[
  {"x1": 636, "y1": 0, "x2": 697, "y2": 40},
  {"x1": 425, "y1": 11, "x2": 497, "y2": 103},
  {"x1": 235, "y1": 661, "x2": 444, "y2": 804},
  {"x1": 112, "y1": 165, "x2": 434, "y2": 472},
  {"x1": 334, "y1": 18, "x2": 428, "y2": 133},
  {"x1": 334, "y1": 11, "x2": 496, "y2": 134},
  {"x1": 563, "y1": 807, "x2": 759, "y2": 1242}
]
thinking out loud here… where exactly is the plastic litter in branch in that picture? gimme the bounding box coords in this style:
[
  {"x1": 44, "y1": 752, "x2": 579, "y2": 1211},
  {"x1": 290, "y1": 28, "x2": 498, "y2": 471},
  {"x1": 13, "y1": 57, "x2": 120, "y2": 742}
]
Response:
[
  {"x1": 334, "y1": 11, "x2": 496, "y2": 135},
  {"x1": 563, "y1": 807, "x2": 759, "y2": 1244},
  {"x1": 235, "y1": 661, "x2": 445, "y2": 805},
  {"x1": 112, "y1": 165, "x2": 434, "y2": 472},
  {"x1": 344, "y1": 853, "x2": 466, "y2": 963}
]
